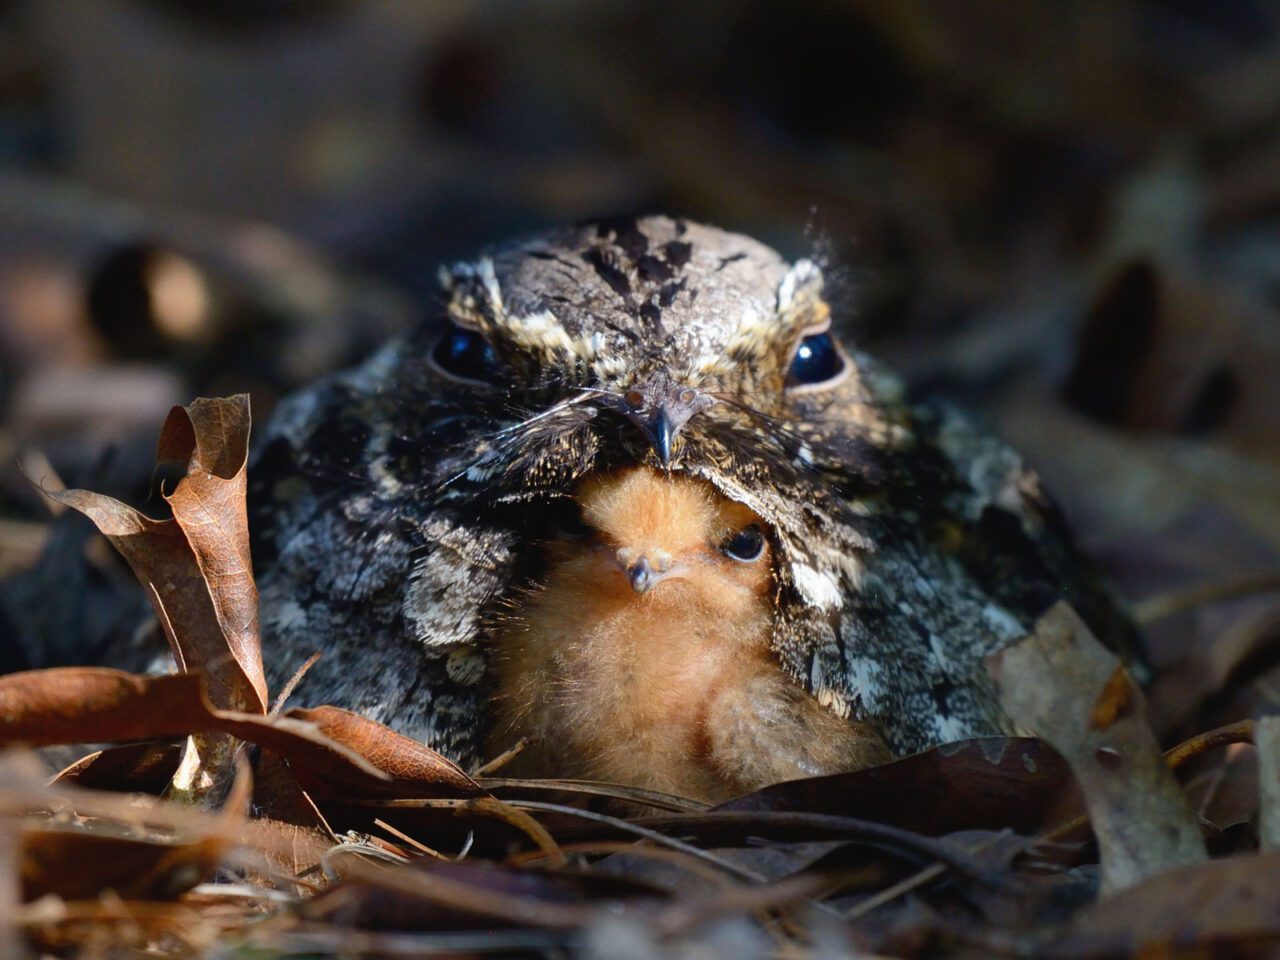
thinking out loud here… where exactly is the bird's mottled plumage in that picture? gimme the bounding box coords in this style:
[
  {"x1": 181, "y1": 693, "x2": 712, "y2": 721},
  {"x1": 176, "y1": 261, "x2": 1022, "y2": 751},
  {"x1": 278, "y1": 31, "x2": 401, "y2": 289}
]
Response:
[{"x1": 250, "y1": 216, "x2": 1137, "y2": 771}]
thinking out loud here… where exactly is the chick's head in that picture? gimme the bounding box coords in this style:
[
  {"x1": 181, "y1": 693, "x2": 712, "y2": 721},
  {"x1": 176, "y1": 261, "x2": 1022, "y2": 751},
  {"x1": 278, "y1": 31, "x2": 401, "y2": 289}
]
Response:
[{"x1": 556, "y1": 468, "x2": 774, "y2": 609}]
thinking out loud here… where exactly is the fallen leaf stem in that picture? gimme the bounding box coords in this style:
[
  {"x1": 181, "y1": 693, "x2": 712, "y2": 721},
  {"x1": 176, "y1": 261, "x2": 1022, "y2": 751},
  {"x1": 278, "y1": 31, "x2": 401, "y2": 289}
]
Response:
[{"x1": 1134, "y1": 573, "x2": 1280, "y2": 625}]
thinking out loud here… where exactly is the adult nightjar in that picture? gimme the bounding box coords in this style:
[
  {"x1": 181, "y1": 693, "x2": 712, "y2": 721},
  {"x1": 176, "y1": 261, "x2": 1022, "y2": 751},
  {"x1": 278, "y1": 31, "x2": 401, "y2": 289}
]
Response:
[{"x1": 249, "y1": 215, "x2": 1139, "y2": 795}]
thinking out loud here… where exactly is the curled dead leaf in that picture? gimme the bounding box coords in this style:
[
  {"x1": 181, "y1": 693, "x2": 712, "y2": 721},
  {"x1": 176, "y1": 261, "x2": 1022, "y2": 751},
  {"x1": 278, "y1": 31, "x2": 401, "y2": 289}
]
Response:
[
  {"x1": 45, "y1": 396, "x2": 266, "y2": 717},
  {"x1": 284, "y1": 706, "x2": 481, "y2": 798},
  {"x1": 987, "y1": 602, "x2": 1207, "y2": 893},
  {"x1": 154, "y1": 395, "x2": 266, "y2": 714},
  {"x1": 0, "y1": 667, "x2": 386, "y2": 789},
  {"x1": 717, "y1": 737, "x2": 1080, "y2": 837},
  {"x1": 20, "y1": 829, "x2": 229, "y2": 902}
]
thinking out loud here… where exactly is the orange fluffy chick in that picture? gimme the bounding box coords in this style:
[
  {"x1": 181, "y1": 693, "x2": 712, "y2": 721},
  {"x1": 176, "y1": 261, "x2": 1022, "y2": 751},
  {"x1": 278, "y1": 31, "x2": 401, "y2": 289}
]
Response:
[{"x1": 489, "y1": 467, "x2": 890, "y2": 804}]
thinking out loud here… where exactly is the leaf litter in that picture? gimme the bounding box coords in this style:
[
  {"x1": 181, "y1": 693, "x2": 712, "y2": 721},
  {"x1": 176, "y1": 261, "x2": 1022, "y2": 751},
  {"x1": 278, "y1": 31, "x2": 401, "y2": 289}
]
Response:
[{"x1": 2, "y1": 399, "x2": 1279, "y2": 959}]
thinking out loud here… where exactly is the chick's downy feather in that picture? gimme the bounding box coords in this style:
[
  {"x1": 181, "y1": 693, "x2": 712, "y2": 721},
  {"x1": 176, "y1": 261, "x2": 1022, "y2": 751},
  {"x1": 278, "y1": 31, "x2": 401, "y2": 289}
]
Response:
[{"x1": 491, "y1": 468, "x2": 890, "y2": 803}]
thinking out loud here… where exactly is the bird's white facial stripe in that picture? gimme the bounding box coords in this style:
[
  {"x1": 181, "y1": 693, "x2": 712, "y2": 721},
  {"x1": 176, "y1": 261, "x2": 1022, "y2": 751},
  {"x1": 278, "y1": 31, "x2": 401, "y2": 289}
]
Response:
[
  {"x1": 503, "y1": 309, "x2": 581, "y2": 356},
  {"x1": 776, "y1": 258, "x2": 823, "y2": 313},
  {"x1": 447, "y1": 252, "x2": 834, "y2": 393},
  {"x1": 498, "y1": 304, "x2": 629, "y2": 378},
  {"x1": 792, "y1": 562, "x2": 843, "y2": 610},
  {"x1": 478, "y1": 257, "x2": 505, "y2": 314}
]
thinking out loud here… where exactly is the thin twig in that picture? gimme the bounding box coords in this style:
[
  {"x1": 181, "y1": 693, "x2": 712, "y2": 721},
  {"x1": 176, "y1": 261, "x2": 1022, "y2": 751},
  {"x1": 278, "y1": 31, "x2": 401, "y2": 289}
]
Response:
[
  {"x1": 1134, "y1": 573, "x2": 1280, "y2": 624},
  {"x1": 270, "y1": 652, "x2": 322, "y2": 716},
  {"x1": 456, "y1": 797, "x2": 566, "y2": 868},
  {"x1": 471, "y1": 737, "x2": 531, "y2": 776},
  {"x1": 373, "y1": 818, "x2": 449, "y2": 860},
  {"x1": 1164, "y1": 719, "x2": 1254, "y2": 769},
  {"x1": 843, "y1": 832, "x2": 1010, "y2": 920},
  {"x1": 508, "y1": 839, "x2": 737, "y2": 886},
  {"x1": 632, "y1": 810, "x2": 1020, "y2": 893},
  {"x1": 477, "y1": 775, "x2": 709, "y2": 812},
  {"x1": 352, "y1": 797, "x2": 768, "y2": 882}
]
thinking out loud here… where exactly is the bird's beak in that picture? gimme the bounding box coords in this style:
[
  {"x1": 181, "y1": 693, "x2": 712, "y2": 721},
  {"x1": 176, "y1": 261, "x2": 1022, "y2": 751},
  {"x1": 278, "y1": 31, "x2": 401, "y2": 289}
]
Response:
[
  {"x1": 619, "y1": 554, "x2": 681, "y2": 593},
  {"x1": 615, "y1": 374, "x2": 714, "y2": 468},
  {"x1": 627, "y1": 556, "x2": 660, "y2": 592},
  {"x1": 645, "y1": 408, "x2": 677, "y2": 468}
]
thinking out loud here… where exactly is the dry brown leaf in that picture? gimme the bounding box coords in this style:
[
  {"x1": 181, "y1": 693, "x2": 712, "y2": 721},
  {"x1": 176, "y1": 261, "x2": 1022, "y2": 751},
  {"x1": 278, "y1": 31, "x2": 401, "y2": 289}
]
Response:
[
  {"x1": 248, "y1": 749, "x2": 336, "y2": 886},
  {"x1": 716, "y1": 737, "x2": 1080, "y2": 836},
  {"x1": 4, "y1": 757, "x2": 341, "y2": 910},
  {"x1": 44, "y1": 488, "x2": 249, "y2": 708},
  {"x1": 19, "y1": 751, "x2": 251, "y2": 904},
  {"x1": 1059, "y1": 851, "x2": 1280, "y2": 956},
  {"x1": 154, "y1": 395, "x2": 266, "y2": 714},
  {"x1": 0, "y1": 667, "x2": 387, "y2": 789},
  {"x1": 44, "y1": 395, "x2": 266, "y2": 805},
  {"x1": 20, "y1": 828, "x2": 229, "y2": 902},
  {"x1": 1255, "y1": 714, "x2": 1280, "y2": 851},
  {"x1": 19, "y1": 898, "x2": 217, "y2": 957},
  {"x1": 53, "y1": 743, "x2": 337, "y2": 887},
  {"x1": 284, "y1": 706, "x2": 482, "y2": 799},
  {"x1": 48, "y1": 416, "x2": 265, "y2": 717},
  {"x1": 52, "y1": 742, "x2": 183, "y2": 793},
  {"x1": 1, "y1": 669, "x2": 212, "y2": 745},
  {"x1": 987, "y1": 602, "x2": 1207, "y2": 893},
  {"x1": 47, "y1": 458, "x2": 263, "y2": 721}
]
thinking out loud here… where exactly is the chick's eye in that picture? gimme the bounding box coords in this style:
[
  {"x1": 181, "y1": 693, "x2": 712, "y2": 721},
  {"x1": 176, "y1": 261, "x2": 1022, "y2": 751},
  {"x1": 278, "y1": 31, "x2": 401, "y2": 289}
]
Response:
[
  {"x1": 786, "y1": 332, "x2": 845, "y2": 388},
  {"x1": 433, "y1": 326, "x2": 500, "y2": 383},
  {"x1": 552, "y1": 500, "x2": 594, "y2": 540},
  {"x1": 722, "y1": 524, "x2": 766, "y2": 562}
]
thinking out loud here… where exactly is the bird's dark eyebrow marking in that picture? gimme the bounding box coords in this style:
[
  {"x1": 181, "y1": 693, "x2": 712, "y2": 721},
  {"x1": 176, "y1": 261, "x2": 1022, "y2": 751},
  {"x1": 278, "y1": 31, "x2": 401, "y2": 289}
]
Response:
[
  {"x1": 582, "y1": 248, "x2": 632, "y2": 298},
  {"x1": 639, "y1": 301, "x2": 662, "y2": 326},
  {"x1": 596, "y1": 216, "x2": 649, "y2": 261},
  {"x1": 528, "y1": 249, "x2": 579, "y2": 271},
  {"x1": 664, "y1": 241, "x2": 693, "y2": 268},
  {"x1": 636, "y1": 254, "x2": 674, "y2": 282},
  {"x1": 717, "y1": 252, "x2": 747, "y2": 271},
  {"x1": 600, "y1": 316, "x2": 642, "y2": 343},
  {"x1": 658, "y1": 278, "x2": 686, "y2": 307}
]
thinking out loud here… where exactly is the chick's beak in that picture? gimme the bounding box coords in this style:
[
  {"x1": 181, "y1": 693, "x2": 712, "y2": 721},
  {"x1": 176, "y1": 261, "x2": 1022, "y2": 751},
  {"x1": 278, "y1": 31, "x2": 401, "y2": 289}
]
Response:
[
  {"x1": 617, "y1": 551, "x2": 679, "y2": 594},
  {"x1": 627, "y1": 556, "x2": 659, "y2": 593}
]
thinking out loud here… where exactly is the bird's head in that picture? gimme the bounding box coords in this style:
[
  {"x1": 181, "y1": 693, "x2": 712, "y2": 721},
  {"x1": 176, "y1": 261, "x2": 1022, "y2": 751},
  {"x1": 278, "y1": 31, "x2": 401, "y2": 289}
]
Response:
[
  {"x1": 559, "y1": 467, "x2": 773, "y2": 606},
  {"x1": 391, "y1": 216, "x2": 890, "y2": 680},
  {"x1": 415, "y1": 216, "x2": 877, "y2": 481}
]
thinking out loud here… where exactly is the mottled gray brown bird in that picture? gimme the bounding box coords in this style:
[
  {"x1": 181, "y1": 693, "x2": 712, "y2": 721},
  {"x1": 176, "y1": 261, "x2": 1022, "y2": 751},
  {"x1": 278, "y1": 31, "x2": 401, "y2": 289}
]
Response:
[{"x1": 249, "y1": 215, "x2": 1139, "y2": 787}]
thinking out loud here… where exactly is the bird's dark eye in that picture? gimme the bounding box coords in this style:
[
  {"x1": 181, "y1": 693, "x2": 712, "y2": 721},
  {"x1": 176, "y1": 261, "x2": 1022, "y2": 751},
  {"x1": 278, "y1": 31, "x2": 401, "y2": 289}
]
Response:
[
  {"x1": 722, "y1": 524, "x2": 766, "y2": 562},
  {"x1": 786, "y1": 332, "x2": 845, "y2": 388},
  {"x1": 432, "y1": 326, "x2": 500, "y2": 383}
]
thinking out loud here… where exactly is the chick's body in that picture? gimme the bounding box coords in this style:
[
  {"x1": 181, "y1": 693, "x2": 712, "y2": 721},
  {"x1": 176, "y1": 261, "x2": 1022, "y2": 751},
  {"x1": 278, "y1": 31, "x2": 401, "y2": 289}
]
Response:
[{"x1": 492, "y1": 468, "x2": 889, "y2": 803}]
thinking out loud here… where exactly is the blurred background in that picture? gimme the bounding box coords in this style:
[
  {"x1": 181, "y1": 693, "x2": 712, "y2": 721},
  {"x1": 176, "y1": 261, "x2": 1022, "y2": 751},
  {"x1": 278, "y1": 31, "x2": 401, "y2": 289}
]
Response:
[{"x1": 2, "y1": 0, "x2": 1280, "y2": 757}]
